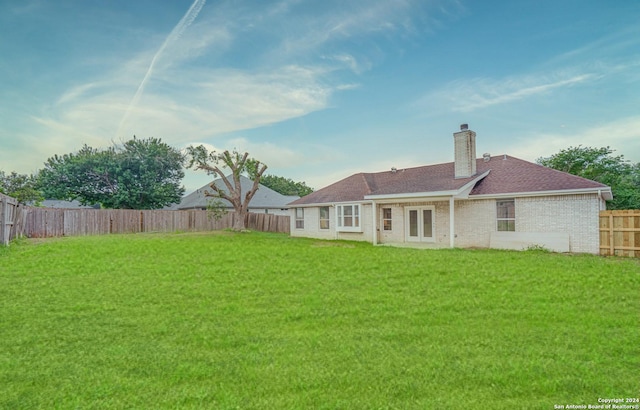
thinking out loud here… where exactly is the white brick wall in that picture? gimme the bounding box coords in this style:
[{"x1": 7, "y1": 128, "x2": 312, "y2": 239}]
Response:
[
  {"x1": 290, "y1": 204, "x2": 373, "y2": 242},
  {"x1": 290, "y1": 206, "x2": 336, "y2": 240},
  {"x1": 516, "y1": 194, "x2": 601, "y2": 254},
  {"x1": 292, "y1": 193, "x2": 602, "y2": 253},
  {"x1": 453, "y1": 199, "x2": 496, "y2": 248}
]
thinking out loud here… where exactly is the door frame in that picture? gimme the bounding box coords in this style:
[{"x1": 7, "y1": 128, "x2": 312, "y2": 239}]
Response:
[{"x1": 405, "y1": 205, "x2": 436, "y2": 243}]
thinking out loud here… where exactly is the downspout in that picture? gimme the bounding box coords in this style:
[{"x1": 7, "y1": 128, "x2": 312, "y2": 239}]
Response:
[
  {"x1": 598, "y1": 189, "x2": 604, "y2": 210},
  {"x1": 449, "y1": 196, "x2": 455, "y2": 248},
  {"x1": 371, "y1": 200, "x2": 378, "y2": 245}
]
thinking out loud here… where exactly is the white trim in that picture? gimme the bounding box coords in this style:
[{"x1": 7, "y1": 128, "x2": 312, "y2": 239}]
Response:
[
  {"x1": 469, "y1": 187, "x2": 613, "y2": 200},
  {"x1": 291, "y1": 200, "x2": 369, "y2": 208},
  {"x1": 449, "y1": 197, "x2": 455, "y2": 248},
  {"x1": 456, "y1": 171, "x2": 491, "y2": 198},
  {"x1": 366, "y1": 190, "x2": 458, "y2": 201},
  {"x1": 371, "y1": 201, "x2": 377, "y2": 245},
  {"x1": 336, "y1": 203, "x2": 363, "y2": 233}
]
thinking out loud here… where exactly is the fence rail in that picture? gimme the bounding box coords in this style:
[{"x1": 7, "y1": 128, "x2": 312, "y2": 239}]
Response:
[
  {"x1": 8, "y1": 207, "x2": 289, "y2": 240},
  {"x1": 599, "y1": 210, "x2": 640, "y2": 257}
]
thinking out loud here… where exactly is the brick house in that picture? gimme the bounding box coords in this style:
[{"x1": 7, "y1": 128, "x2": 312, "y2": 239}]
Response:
[{"x1": 288, "y1": 125, "x2": 612, "y2": 253}]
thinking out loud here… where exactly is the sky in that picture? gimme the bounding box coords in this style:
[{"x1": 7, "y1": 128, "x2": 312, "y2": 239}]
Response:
[{"x1": 1, "y1": 0, "x2": 639, "y2": 193}]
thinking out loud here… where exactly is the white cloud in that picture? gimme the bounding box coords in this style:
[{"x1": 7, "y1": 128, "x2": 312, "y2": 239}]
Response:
[{"x1": 504, "y1": 116, "x2": 640, "y2": 163}]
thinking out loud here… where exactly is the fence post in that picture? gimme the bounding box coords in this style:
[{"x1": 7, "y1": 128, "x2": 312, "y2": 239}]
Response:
[
  {"x1": 608, "y1": 213, "x2": 614, "y2": 256},
  {"x1": 1, "y1": 195, "x2": 6, "y2": 245}
]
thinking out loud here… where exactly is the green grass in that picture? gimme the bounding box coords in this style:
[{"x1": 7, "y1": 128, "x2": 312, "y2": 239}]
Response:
[{"x1": 0, "y1": 232, "x2": 638, "y2": 409}]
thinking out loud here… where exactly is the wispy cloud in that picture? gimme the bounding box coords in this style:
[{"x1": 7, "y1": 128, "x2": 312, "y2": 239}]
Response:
[
  {"x1": 324, "y1": 53, "x2": 371, "y2": 74},
  {"x1": 40, "y1": 64, "x2": 336, "y2": 145},
  {"x1": 34, "y1": 0, "x2": 436, "y2": 149},
  {"x1": 5, "y1": 0, "x2": 459, "y2": 179},
  {"x1": 421, "y1": 71, "x2": 599, "y2": 113},
  {"x1": 116, "y1": 0, "x2": 207, "y2": 138}
]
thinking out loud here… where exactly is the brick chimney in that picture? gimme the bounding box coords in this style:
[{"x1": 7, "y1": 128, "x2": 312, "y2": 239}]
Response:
[{"x1": 453, "y1": 124, "x2": 477, "y2": 178}]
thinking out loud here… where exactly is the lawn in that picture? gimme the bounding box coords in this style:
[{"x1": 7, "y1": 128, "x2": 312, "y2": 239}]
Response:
[{"x1": 0, "y1": 231, "x2": 638, "y2": 409}]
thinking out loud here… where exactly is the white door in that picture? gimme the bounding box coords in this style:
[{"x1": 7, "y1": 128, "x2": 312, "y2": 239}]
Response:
[{"x1": 406, "y1": 206, "x2": 435, "y2": 242}]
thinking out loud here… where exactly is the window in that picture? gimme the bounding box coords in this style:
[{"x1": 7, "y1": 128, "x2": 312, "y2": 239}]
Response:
[
  {"x1": 295, "y1": 208, "x2": 304, "y2": 229},
  {"x1": 382, "y1": 208, "x2": 392, "y2": 231},
  {"x1": 336, "y1": 204, "x2": 361, "y2": 232},
  {"x1": 496, "y1": 199, "x2": 515, "y2": 231},
  {"x1": 319, "y1": 206, "x2": 330, "y2": 229}
]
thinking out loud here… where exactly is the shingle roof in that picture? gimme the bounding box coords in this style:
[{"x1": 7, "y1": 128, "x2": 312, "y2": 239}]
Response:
[
  {"x1": 470, "y1": 155, "x2": 608, "y2": 196},
  {"x1": 38, "y1": 200, "x2": 99, "y2": 209},
  {"x1": 170, "y1": 175, "x2": 299, "y2": 210},
  {"x1": 289, "y1": 155, "x2": 610, "y2": 206}
]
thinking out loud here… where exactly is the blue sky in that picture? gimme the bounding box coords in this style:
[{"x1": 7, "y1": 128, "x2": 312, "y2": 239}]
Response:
[{"x1": 1, "y1": 0, "x2": 639, "y2": 193}]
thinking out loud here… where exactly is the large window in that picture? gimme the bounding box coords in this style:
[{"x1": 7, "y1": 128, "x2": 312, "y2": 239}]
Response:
[
  {"x1": 319, "y1": 206, "x2": 330, "y2": 229},
  {"x1": 336, "y1": 204, "x2": 361, "y2": 232},
  {"x1": 295, "y1": 208, "x2": 304, "y2": 229},
  {"x1": 496, "y1": 199, "x2": 515, "y2": 231},
  {"x1": 382, "y1": 208, "x2": 392, "y2": 231}
]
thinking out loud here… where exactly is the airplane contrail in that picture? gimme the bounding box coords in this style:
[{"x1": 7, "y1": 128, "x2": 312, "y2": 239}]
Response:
[{"x1": 116, "y1": 0, "x2": 206, "y2": 138}]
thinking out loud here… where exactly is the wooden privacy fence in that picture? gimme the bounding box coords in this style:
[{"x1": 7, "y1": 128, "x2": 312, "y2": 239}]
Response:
[
  {"x1": 13, "y1": 207, "x2": 290, "y2": 239},
  {"x1": 600, "y1": 210, "x2": 640, "y2": 257},
  {"x1": 0, "y1": 193, "x2": 18, "y2": 245}
]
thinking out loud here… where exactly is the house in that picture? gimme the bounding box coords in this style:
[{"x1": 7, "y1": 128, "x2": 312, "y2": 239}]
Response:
[
  {"x1": 288, "y1": 125, "x2": 612, "y2": 254},
  {"x1": 36, "y1": 200, "x2": 100, "y2": 209},
  {"x1": 170, "y1": 175, "x2": 299, "y2": 216}
]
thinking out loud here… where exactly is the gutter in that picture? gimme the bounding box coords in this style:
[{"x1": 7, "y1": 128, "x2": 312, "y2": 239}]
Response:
[{"x1": 469, "y1": 187, "x2": 613, "y2": 201}]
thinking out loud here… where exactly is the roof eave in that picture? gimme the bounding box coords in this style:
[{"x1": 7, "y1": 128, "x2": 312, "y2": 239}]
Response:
[{"x1": 470, "y1": 187, "x2": 613, "y2": 200}]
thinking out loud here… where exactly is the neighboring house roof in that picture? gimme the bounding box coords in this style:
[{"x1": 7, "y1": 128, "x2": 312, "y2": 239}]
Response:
[
  {"x1": 171, "y1": 175, "x2": 299, "y2": 210},
  {"x1": 290, "y1": 155, "x2": 612, "y2": 206},
  {"x1": 38, "y1": 200, "x2": 99, "y2": 209}
]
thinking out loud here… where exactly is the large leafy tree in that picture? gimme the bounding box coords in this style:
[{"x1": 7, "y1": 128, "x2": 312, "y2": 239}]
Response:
[
  {"x1": 537, "y1": 146, "x2": 640, "y2": 210},
  {"x1": 259, "y1": 174, "x2": 314, "y2": 197},
  {"x1": 186, "y1": 146, "x2": 267, "y2": 231},
  {"x1": 0, "y1": 171, "x2": 43, "y2": 204},
  {"x1": 38, "y1": 137, "x2": 185, "y2": 209}
]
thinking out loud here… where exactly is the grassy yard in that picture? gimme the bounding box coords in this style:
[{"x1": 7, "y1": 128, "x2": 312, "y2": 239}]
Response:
[{"x1": 0, "y1": 232, "x2": 638, "y2": 409}]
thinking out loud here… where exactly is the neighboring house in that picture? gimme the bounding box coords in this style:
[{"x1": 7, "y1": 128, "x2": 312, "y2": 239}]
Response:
[
  {"x1": 38, "y1": 200, "x2": 100, "y2": 209},
  {"x1": 288, "y1": 125, "x2": 612, "y2": 254},
  {"x1": 170, "y1": 175, "x2": 299, "y2": 216}
]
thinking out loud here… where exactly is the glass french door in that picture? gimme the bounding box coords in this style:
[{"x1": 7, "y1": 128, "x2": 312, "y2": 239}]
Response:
[{"x1": 406, "y1": 206, "x2": 435, "y2": 242}]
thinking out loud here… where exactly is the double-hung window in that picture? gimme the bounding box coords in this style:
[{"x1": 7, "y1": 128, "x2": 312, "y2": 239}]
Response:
[
  {"x1": 382, "y1": 208, "x2": 392, "y2": 231},
  {"x1": 336, "y1": 204, "x2": 361, "y2": 232},
  {"x1": 496, "y1": 199, "x2": 515, "y2": 231},
  {"x1": 295, "y1": 208, "x2": 304, "y2": 229},
  {"x1": 319, "y1": 206, "x2": 330, "y2": 229}
]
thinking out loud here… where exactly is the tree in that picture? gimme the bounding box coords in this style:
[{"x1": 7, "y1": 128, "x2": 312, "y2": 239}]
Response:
[
  {"x1": 186, "y1": 146, "x2": 267, "y2": 231},
  {"x1": 259, "y1": 174, "x2": 314, "y2": 197},
  {"x1": 38, "y1": 137, "x2": 185, "y2": 209},
  {"x1": 537, "y1": 146, "x2": 640, "y2": 210},
  {"x1": 0, "y1": 171, "x2": 43, "y2": 204}
]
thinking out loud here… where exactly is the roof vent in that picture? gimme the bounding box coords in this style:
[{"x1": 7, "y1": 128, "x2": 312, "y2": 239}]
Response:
[
  {"x1": 483, "y1": 153, "x2": 491, "y2": 162},
  {"x1": 460, "y1": 123, "x2": 469, "y2": 131},
  {"x1": 391, "y1": 167, "x2": 397, "y2": 173}
]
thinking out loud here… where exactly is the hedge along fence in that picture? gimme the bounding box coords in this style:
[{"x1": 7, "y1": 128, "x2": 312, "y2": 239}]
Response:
[{"x1": 16, "y1": 207, "x2": 290, "y2": 239}]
